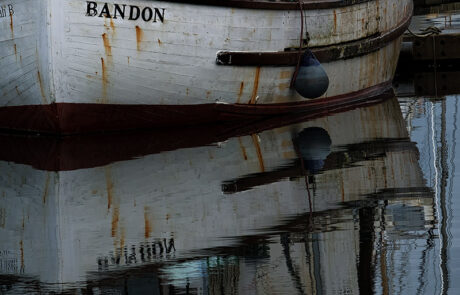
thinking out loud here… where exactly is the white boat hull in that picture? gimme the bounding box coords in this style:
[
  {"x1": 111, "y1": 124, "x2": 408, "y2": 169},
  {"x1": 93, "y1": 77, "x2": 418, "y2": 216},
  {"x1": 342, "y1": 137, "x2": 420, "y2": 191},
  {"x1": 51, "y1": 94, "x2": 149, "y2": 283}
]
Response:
[{"x1": 0, "y1": 0, "x2": 413, "y2": 133}]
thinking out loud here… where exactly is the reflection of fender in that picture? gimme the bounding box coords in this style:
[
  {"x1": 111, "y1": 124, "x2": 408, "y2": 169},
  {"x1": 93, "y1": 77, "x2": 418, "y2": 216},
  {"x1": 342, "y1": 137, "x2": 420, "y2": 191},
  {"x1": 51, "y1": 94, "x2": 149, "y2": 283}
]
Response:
[
  {"x1": 221, "y1": 138, "x2": 418, "y2": 194},
  {"x1": 294, "y1": 127, "x2": 331, "y2": 173}
]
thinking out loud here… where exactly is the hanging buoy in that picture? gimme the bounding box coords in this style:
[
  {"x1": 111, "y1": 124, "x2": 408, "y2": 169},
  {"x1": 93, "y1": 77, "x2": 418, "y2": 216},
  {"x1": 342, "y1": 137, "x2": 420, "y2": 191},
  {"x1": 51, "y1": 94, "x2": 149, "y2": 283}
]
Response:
[
  {"x1": 294, "y1": 127, "x2": 331, "y2": 173},
  {"x1": 293, "y1": 49, "x2": 329, "y2": 99}
]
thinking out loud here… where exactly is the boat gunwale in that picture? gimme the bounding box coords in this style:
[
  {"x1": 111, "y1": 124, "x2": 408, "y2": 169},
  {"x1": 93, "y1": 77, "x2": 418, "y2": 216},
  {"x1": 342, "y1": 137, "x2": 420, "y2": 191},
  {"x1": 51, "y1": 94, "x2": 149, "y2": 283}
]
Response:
[
  {"x1": 216, "y1": 5, "x2": 413, "y2": 66},
  {"x1": 154, "y1": 0, "x2": 373, "y2": 10}
]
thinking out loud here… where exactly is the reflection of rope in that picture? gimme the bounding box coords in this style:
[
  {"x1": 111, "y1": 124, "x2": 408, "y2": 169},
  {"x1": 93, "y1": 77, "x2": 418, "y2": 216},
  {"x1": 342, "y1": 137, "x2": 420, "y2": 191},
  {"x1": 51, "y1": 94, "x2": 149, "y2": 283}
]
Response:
[
  {"x1": 406, "y1": 26, "x2": 442, "y2": 38},
  {"x1": 290, "y1": 0, "x2": 307, "y2": 88},
  {"x1": 293, "y1": 142, "x2": 313, "y2": 228}
]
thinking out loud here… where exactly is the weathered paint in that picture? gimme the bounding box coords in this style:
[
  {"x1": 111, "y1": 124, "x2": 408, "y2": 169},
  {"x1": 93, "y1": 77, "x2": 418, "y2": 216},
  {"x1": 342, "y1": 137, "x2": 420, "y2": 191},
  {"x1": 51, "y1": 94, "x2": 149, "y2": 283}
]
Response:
[
  {"x1": 111, "y1": 205, "x2": 119, "y2": 237},
  {"x1": 144, "y1": 207, "x2": 152, "y2": 238},
  {"x1": 237, "y1": 81, "x2": 244, "y2": 103},
  {"x1": 135, "y1": 25, "x2": 143, "y2": 51},
  {"x1": 105, "y1": 167, "x2": 114, "y2": 210},
  {"x1": 249, "y1": 67, "x2": 261, "y2": 104},
  {"x1": 101, "y1": 57, "x2": 108, "y2": 103},
  {"x1": 238, "y1": 137, "x2": 249, "y2": 160},
  {"x1": 42, "y1": 173, "x2": 50, "y2": 204},
  {"x1": 102, "y1": 33, "x2": 112, "y2": 57},
  {"x1": 9, "y1": 12, "x2": 14, "y2": 38},
  {"x1": 251, "y1": 134, "x2": 265, "y2": 172},
  {"x1": 37, "y1": 71, "x2": 47, "y2": 104}
]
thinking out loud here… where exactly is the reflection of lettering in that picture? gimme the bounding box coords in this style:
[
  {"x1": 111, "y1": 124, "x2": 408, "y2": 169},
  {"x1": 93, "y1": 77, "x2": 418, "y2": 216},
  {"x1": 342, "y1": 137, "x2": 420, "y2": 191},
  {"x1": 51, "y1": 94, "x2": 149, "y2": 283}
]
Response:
[
  {"x1": 0, "y1": 208, "x2": 5, "y2": 228},
  {"x1": 0, "y1": 250, "x2": 21, "y2": 274},
  {"x1": 0, "y1": 4, "x2": 14, "y2": 18},
  {"x1": 86, "y1": 1, "x2": 165, "y2": 23},
  {"x1": 97, "y1": 238, "x2": 176, "y2": 271}
]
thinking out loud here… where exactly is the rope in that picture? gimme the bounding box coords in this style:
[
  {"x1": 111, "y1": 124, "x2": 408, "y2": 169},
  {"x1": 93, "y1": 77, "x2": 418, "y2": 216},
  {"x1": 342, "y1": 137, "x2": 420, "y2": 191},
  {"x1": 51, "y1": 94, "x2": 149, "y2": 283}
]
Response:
[
  {"x1": 290, "y1": 0, "x2": 307, "y2": 88},
  {"x1": 405, "y1": 26, "x2": 442, "y2": 97},
  {"x1": 406, "y1": 26, "x2": 442, "y2": 38}
]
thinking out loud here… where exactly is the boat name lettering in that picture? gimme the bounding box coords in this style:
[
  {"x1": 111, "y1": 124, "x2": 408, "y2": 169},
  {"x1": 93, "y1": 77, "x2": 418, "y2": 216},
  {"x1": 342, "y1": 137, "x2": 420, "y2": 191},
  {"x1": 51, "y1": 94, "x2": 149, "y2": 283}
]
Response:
[
  {"x1": 86, "y1": 1, "x2": 165, "y2": 23},
  {"x1": 0, "y1": 4, "x2": 14, "y2": 18}
]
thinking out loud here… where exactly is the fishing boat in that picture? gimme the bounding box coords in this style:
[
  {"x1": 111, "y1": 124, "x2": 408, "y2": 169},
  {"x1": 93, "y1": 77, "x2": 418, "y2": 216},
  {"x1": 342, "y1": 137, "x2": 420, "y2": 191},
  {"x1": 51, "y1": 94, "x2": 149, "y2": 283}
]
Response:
[
  {"x1": 0, "y1": 0, "x2": 413, "y2": 133},
  {"x1": 0, "y1": 96, "x2": 432, "y2": 293}
]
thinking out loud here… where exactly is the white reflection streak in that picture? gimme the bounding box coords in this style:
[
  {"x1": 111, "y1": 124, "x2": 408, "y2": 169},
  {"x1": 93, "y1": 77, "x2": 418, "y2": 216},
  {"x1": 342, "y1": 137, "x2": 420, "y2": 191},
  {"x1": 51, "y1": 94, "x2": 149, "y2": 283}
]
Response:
[{"x1": 431, "y1": 101, "x2": 443, "y2": 295}]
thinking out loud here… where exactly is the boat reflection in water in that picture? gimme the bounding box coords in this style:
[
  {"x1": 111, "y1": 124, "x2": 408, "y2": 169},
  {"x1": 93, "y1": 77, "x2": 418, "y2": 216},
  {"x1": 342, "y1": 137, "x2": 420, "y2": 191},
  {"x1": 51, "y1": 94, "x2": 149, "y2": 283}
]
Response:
[{"x1": 0, "y1": 95, "x2": 435, "y2": 294}]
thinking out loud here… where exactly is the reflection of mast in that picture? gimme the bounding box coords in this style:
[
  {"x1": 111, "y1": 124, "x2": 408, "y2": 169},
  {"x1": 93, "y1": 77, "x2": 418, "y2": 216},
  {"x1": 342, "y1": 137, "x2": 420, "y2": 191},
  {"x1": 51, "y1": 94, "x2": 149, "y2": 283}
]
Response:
[
  {"x1": 358, "y1": 207, "x2": 375, "y2": 294},
  {"x1": 439, "y1": 99, "x2": 449, "y2": 295},
  {"x1": 378, "y1": 205, "x2": 389, "y2": 295},
  {"x1": 416, "y1": 231, "x2": 435, "y2": 295}
]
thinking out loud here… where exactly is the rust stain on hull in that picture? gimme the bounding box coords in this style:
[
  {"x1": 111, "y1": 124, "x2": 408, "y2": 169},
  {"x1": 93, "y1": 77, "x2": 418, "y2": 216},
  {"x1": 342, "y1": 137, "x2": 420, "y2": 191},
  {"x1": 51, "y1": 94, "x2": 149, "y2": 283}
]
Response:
[
  {"x1": 119, "y1": 227, "x2": 125, "y2": 250},
  {"x1": 144, "y1": 207, "x2": 152, "y2": 238},
  {"x1": 110, "y1": 18, "x2": 116, "y2": 34},
  {"x1": 13, "y1": 44, "x2": 17, "y2": 59},
  {"x1": 19, "y1": 240, "x2": 24, "y2": 270},
  {"x1": 248, "y1": 67, "x2": 261, "y2": 104},
  {"x1": 111, "y1": 205, "x2": 119, "y2": 237},
  {"x1": 102, "y1": 33, "x2": 112, "y2": 57},
  {"x1": 278, "y1": 82, "x2": 290, "y2": 91},
  {"x1": 135, "y1": 26, "x2": 143, "y2": 51},
  {"x1": 101, "y1": 58, "x2": 108, "y2": 103},
  {"x1": 42, "y1": 173, "x2": 50, "y2": 204},
  {"x1": 238, "y1": 137, "x2": 248, "y2": 160},
  {"x1": 251, "y1": 134, "x2": 265, "y2": 172},
  {"x1": 237, "y1": 81, "x2": 244, "y2": 103},
  {"x1": 105, "y1": 167, "x2": 113, "y2": 210},
  {"x1": 37, "y1": 71, "x2": 47, "y2": 104},
  {"x1": 279, "y1": 71, "x2": 292, "y2": 79},
  {"x1": 333, "y1": 10, "x2": 337, "y2": 33},
  {"x1": 9, "y1": 13, "x2": 14, "y2": 38},
  {"x1": 0, "y1": 208, "x2": 5, "y2": 228}
]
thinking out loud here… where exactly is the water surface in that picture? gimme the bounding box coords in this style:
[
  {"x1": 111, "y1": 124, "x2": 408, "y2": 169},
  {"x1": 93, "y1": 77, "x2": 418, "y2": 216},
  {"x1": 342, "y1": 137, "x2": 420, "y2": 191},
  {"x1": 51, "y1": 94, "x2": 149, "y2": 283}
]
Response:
[{"x1": 0, "y1": 93, "x2": 443, "y2": 294}]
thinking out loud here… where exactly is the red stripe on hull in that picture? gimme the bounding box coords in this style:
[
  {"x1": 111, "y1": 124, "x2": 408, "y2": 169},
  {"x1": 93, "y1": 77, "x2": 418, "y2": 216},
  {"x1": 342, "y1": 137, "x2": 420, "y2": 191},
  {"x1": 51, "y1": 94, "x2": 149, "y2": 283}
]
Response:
[{"x1": 0, "y1": 82, "x2": 392, "y2": 135}]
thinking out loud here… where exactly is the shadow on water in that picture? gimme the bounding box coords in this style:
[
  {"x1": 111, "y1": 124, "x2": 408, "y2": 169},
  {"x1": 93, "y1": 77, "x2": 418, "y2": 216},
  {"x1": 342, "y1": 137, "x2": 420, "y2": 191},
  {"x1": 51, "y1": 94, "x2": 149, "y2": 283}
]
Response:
[{"x1": 0, "y1": 91, "x2": 442, "y2": 294}]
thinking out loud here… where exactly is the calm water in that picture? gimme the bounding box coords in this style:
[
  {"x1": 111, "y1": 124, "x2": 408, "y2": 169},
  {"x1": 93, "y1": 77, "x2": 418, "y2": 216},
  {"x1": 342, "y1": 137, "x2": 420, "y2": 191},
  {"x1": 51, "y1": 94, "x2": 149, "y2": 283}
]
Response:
[{"x1": 2, "y1": 12, "x2": 460, "y2": 295}]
